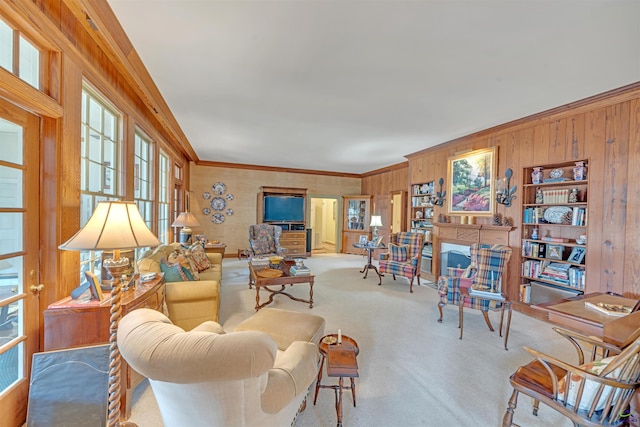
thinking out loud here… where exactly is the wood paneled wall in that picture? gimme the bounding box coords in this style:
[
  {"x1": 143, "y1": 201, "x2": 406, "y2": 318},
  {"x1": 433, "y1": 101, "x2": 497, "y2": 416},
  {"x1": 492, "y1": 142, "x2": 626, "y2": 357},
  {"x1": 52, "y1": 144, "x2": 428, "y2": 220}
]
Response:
[
  {"x1": 363, "y1": 83, "x2": 640, "y2": 299},
  {"x1": 191, "y1": 164, "x2": 362, "y2": 254}
]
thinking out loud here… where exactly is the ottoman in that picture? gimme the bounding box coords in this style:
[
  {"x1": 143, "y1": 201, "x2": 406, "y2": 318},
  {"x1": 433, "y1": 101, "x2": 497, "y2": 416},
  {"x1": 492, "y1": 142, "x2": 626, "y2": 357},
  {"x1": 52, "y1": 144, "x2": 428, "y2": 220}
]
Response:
[{"x1": 234, "y1": 308, "x2": 326, "y2": 351}]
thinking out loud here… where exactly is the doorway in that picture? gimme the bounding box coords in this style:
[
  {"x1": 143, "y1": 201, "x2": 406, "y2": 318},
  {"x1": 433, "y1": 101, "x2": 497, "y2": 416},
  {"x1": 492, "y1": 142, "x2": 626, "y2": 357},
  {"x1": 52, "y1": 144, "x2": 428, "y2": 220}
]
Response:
[{"x1": 309, "y1": 197, "x2": 339, "y2": 254}]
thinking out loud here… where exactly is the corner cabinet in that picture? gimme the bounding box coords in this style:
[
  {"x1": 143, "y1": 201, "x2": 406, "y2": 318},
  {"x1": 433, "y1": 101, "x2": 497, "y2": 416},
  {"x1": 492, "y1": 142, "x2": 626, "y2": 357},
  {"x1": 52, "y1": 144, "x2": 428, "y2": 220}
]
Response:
[
  {"x1": 520, "y1": 160, "x2": 589, "y2": 304},
  {"x1": 410, "y1": 182, "x2": 435, "y2": 279},
  {"x1": 341, "y1": 195, "x2": 372, "y2": 254}
]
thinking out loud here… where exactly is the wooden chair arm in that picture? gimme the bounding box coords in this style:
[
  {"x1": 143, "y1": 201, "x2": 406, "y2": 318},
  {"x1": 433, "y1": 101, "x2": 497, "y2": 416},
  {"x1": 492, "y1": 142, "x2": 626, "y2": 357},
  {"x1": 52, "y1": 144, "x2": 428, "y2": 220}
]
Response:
[
  {"x1": 552, "y1": 326, "x2": 623, "y2": 364},
  {"x1": 525, "y1": 347, "x2": 634, "y2": 392}
]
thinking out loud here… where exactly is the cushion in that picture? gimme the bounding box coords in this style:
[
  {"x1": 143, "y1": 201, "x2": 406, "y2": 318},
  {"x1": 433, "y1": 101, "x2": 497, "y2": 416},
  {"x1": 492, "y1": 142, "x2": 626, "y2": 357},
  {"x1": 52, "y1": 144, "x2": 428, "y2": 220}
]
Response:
[
  {"x1": 389, "y1": 244, "x2": 408, "y2": 262},
  {"x1": 558, "y1": 356, "x2": 620, "y2": 411},
  {"x1": 168, "y1": 247, "x2": 199, "y2": 280},
  {"x1": 252, "y1": 239, "x2": 276, "y2": 256},
  {"x1": 159, "y1": 258, "x2": 194, "y2": 282},
  {"x1": 189, "y1": 243, "x2": 211, "y2": 272}
]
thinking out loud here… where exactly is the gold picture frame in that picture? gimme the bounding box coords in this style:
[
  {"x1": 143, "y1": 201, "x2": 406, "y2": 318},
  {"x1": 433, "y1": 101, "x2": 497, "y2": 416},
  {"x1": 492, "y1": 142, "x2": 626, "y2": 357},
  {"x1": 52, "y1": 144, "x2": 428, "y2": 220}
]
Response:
[{"x1": 447, "y1": 147, "x2": 497, "y2": 215}]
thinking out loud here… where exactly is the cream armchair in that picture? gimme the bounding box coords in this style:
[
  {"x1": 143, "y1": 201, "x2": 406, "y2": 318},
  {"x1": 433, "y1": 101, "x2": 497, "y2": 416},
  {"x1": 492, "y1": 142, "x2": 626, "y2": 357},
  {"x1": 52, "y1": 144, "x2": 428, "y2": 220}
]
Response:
[
  {"x1": 137, "y1": 243, "x2": 221, "y2": 328},
  {"x1": 118, "y1": 309, "x2": 321, "y2": 427}
]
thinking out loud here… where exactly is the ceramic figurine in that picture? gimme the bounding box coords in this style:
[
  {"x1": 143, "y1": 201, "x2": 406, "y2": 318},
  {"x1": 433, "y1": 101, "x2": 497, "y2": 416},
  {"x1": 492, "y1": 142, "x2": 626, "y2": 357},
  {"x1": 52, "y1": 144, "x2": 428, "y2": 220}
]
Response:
[
  {"x1": 531, "y1": 227, "x2": 539, "y2": 240},
  {"x1": 535, "y1": 188, "x2": 544, "y2": 204},
  {"x1": 569, "y1": 188, "x2": 578, "y2": 203}
]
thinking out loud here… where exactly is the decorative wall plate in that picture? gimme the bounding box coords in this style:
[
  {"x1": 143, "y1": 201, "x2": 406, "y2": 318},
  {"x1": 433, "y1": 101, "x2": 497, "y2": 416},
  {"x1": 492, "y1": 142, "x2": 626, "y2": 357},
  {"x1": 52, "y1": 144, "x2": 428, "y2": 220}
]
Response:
[
  {"x1": 210, "y1": 197, "x2": 226, "y2": 211},
  {"x1": 202, "y1": 207, "x2": 211, "y2": 215},
  {"x1": 212, "y1": 182, "x2": 226, "y2": 195},
  {"x1": 211, "y1": 213, "x2": 225, "y2": 224},
  {"x1": 226, "y1": 208, "x2": 234, "y2": 216},
  {"x1": 543, "y1": 206, "x2": 572, "y2": 224},
  {"x1": 202, "y1": 191, "x2": 211, "y2": 200},
  {"x1": 549, "y1": 168, "x2": 564, "y2": 179},
  {"x1": 226, "y1": 193, "x2": 234, "y2": 200}
]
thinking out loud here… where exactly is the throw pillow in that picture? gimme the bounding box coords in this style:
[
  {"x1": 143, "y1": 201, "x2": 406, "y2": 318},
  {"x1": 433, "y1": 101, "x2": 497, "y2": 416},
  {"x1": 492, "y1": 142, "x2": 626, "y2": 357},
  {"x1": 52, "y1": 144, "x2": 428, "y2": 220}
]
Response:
[
  {"x1": 558, "y1": 356, "x2": 619, "y2": 411},
  {"x1": 159, "y1": 258, "x2": 194, "y2": 282},
  {"x1": 389, "y1": 244, "x2": 408, "y2": 262},
  {"x1": 189, "y1": 243, "x2": 211, "y2": 272}
]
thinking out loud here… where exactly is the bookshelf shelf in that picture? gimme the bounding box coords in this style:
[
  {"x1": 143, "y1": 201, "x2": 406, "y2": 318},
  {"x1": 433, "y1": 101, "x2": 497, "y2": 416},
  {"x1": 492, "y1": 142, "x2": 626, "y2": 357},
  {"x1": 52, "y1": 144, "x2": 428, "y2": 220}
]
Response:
[{"x1": 520, "y1": 160, "x2": 589, "y2": 304}]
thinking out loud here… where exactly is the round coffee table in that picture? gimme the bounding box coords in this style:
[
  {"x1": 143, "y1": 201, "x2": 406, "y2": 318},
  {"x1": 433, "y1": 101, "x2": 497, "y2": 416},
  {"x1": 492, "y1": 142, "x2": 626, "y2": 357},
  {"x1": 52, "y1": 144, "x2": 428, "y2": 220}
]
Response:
[{"x1": 314, "y1": 334, "x2": 359, "y2": 427}]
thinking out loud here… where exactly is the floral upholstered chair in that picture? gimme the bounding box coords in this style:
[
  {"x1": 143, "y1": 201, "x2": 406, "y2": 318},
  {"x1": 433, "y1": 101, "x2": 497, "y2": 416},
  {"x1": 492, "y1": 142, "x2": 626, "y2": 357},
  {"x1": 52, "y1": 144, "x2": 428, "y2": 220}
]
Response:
[
  {"x1": 378, "y1": 232, "x2": 424, "y2": 293},
  {"x1": 437, "y1": 243, "x2": 512, "y2": 332},
  {"x1": 248, "y1": 224, "x2": 287, "y2": 258}
]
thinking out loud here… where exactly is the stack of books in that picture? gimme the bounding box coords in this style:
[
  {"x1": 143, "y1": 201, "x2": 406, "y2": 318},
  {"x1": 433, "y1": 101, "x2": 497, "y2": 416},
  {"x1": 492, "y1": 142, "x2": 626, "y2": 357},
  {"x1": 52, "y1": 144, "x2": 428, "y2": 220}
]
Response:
[
  {"x1": 289, "y1": 264, "x2": 311, "y2": 276},
  {"x1": 251, "y1": 257, "x2": 269, "y2": 267},
  {"x1": 539, "y1": 262, "x2": 571, "y2": 284}
]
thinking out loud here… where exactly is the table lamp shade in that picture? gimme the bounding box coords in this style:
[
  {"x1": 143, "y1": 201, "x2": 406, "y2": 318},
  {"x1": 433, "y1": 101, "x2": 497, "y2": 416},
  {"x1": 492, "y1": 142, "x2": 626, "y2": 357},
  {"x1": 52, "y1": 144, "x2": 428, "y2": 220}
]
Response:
[
  {"x1": 171, "y1": 212, "x2": 200, "y2": 228},
  {"x1": 59, "y1": 201, "x2": 160, "y2": 251},
  {"x1": 370, "y1": 215, "x2": 383, "y2": 228}
]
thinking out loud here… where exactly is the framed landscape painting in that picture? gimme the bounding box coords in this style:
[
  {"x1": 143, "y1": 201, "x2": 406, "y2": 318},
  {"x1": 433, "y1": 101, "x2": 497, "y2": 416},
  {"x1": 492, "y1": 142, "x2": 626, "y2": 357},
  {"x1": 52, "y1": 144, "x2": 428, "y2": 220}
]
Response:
[{"x1": 447, "y1": 147, "x2": 496, "y2": 215}]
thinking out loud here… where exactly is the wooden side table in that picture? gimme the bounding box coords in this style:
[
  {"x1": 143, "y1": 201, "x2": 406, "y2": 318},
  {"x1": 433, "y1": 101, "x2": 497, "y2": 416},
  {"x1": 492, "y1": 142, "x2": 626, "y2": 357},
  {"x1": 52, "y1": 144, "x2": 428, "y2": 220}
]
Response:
[
  {"x1": 204, "y1": 243, "x2": 226, "y2": 257},
  {"x1": 43, "y1": 274, "x2": 166, "y2": 420},
  {"x1": 314, "y1": 334, "x2": 359, "y2": 427}
]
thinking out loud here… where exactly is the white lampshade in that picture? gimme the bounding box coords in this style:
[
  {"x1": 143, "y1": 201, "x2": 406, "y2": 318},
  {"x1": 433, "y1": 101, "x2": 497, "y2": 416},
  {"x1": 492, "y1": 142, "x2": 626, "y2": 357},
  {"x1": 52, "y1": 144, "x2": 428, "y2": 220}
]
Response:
[
  {"x1": 171, "y1": 212, "x2": 201, "y2": 228},
  {"x1": 59, "y1": 201, "x2": 160, "y2": 251},
  {"x1": 370, "y1": 215, "x2": 383, "y2": 228}
]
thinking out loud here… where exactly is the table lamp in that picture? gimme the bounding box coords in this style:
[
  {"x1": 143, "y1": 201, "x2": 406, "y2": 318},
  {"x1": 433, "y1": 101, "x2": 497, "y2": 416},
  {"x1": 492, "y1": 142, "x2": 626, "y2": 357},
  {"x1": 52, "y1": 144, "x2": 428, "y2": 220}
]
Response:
[
  {"x1": 370, "y1": 215, "x2": 383, "y2": 241},
  {"x1": 59, "y1": 201, "x2": 160, "y2": 427},
  {"x1": 172, "y1": 212, "x2": 200, "y2": 244}
]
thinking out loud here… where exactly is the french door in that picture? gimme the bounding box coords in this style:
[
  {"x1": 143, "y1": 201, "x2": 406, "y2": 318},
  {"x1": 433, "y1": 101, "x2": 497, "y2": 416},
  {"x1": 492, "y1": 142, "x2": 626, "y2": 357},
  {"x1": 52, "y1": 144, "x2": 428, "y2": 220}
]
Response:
[{"x1": 0, "y1": 98, "x2": 41, "y2": 426}]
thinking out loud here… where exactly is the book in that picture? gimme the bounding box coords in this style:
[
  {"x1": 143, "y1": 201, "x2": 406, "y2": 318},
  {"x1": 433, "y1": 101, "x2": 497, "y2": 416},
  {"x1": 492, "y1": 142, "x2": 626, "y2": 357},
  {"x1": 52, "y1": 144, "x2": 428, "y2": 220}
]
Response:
[
  {"x1": 468, "y1": 287, "x2": 505, "y2": 301},
  {"x1": 289, "y1": 266, "x2": 311, "y2": 276},
  {"x1": 585, "y1": 301, "x2": 633, "y2": 317}
]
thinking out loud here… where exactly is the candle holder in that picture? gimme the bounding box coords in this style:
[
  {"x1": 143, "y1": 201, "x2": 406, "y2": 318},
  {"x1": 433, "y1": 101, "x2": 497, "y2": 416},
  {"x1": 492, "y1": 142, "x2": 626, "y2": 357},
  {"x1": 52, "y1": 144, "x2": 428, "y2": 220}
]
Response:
[{"x1": 495, "y1": 168, "x2": 517, "y2": 207}]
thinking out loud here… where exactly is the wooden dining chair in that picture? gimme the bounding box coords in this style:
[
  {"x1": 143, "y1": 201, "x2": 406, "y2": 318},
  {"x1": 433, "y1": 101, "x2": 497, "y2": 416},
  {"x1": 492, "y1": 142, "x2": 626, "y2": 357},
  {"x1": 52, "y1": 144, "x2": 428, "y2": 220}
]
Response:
[{"x1": 503, "y1": 334, "x2": 640, "y2": 427}]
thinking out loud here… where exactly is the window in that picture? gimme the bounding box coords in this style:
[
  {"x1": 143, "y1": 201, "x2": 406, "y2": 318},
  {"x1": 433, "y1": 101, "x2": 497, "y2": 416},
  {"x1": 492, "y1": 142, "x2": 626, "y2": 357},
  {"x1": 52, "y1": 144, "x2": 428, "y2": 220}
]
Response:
[
  {"x1": 157, "y1": 151, "x2": 170, "y2": 244},
  {"x1": 80, "y1": 86, "x2": 122, "y2": 279},
  {"x1": 0, "y1": 18, "x2": 40, "y2": 89},
  {"x1": 134, "y1": 130, "x2": 153, "y2": 229}
]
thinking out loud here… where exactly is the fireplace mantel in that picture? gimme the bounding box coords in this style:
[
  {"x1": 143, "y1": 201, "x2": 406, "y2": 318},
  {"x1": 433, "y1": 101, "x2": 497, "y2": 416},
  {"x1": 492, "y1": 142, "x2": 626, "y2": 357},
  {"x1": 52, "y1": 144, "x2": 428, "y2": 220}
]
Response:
[{"x1": 432, "y1": 222, "x2": 514, "y2": 279}]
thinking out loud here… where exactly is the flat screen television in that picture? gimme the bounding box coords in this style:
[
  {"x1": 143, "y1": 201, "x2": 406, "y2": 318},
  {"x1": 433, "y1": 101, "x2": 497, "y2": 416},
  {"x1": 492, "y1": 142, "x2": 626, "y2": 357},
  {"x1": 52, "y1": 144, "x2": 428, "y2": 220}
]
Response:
[{"x1": 263, "y1": 196, "x2": 305, "y2": 222}]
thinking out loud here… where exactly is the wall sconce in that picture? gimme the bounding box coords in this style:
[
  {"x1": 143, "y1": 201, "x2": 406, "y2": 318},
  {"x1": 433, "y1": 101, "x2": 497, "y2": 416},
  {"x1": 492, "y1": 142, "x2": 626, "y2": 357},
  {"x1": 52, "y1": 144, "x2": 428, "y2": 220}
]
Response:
[
  {"x1": 495, "y1": 168, "x2": 517, "y2": 207},
  {"x1": 430, "y1": 177, "x2": 446, "y2": 207}
]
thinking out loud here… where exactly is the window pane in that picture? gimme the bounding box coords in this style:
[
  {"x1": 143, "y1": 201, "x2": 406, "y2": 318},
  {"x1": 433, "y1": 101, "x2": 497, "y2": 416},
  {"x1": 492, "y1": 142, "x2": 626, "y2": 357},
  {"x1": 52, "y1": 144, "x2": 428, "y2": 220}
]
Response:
[
  {"x1": 0, "y1": 335, "x2": 23, "y2": 392},
  {"x1": 0, "y1": 256, "x2": 23, "y2": 294},
  {"x1": 104, "y1": 111, "x2": 115, "y2": 140},
  {"x1": 88, "y1": 161, "x2": 101, "y2": 193},
  {"x1": 0, "y1": 20, "x2": 12, "y2": 72},
  {"x1": 18, "y1": 35, "x2": 39, "y2": 88},
  {"x1": 0, "y1": 213, "x2": 23, "y2": 255},
  {"x1": 0, "y1": 167, "x2": 23, "y2": 209},
  {"x1": 0, "y1": 119, "x2": 22, "y2": 165},
  {"x1": 89, "y1": 98, "x2": 102, "y2": 131}
]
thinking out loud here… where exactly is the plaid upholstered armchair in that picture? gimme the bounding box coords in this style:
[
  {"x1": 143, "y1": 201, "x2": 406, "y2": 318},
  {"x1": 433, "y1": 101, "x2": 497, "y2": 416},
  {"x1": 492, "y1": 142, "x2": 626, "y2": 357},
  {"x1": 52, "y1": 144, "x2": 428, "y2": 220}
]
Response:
[
  {"x1": 378, "y1": 232, "x2": 424, "y2": 293},
  {"x1": 437, "y1": 243, "x2": 512, "y2": 331},
  {"x1": 248, "y1": 224, "x2": 287, "y2": 258}
]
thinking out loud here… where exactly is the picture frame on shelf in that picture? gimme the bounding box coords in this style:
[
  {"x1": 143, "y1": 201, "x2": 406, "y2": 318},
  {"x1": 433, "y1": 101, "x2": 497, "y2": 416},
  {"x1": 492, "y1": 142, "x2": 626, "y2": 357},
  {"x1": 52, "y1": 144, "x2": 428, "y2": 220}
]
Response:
[
  {"x1": 568, "y1": 246, "x2": 586, "y2": 264},
  {"x1": 547, "y1": 244, "x2": 563, "y2": 260},
  {"x1": 447, "y1": 147, "x2": 496, "y2": 215},
  {"x1": 84, "y1": 271, "x2": 104, "y2": 301},
  {"x1": 373, "y1": 236, "x2": 384, "y2": 247},
  {"x1": 358, "y1": 235, "x2": 368, "y2": 245}
]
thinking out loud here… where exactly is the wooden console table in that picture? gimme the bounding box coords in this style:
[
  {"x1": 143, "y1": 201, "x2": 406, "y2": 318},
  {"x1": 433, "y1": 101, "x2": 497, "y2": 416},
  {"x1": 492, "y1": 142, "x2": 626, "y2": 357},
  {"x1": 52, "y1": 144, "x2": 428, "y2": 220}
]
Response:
[
  {"x1": 44, "y1": 274, "x2": 166, "y2": 420},
  {"x1": 534, "y1": 292, "x2": 640, "y2": 346}
]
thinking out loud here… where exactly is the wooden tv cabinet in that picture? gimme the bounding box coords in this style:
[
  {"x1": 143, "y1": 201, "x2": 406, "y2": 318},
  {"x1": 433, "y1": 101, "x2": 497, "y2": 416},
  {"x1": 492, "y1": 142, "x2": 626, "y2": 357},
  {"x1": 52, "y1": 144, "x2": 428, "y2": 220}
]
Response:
[{"x1": 43, "y1": 274, "x2": 166, "y2": 420}]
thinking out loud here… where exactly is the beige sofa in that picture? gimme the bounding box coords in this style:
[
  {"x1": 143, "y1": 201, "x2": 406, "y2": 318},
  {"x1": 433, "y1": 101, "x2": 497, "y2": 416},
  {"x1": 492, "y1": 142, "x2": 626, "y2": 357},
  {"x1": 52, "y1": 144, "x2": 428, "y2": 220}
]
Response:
[
  {"x1": 137, "y1": 243, "x2": 222, "y2": 328},
  {"x1": 118, "y1": 308, "x2": 325, "y2": 427}
]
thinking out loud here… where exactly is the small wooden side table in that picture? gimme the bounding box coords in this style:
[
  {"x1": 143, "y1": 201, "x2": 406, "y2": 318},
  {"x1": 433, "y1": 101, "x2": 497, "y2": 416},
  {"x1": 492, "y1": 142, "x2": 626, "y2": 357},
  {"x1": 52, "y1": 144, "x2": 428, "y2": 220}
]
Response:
[
  {"x1": 314, "y1": 334, "x2": 359, "y2": 427},
  {"x1": 204, "y1": 243, "x2": 226, "y2": 257}
]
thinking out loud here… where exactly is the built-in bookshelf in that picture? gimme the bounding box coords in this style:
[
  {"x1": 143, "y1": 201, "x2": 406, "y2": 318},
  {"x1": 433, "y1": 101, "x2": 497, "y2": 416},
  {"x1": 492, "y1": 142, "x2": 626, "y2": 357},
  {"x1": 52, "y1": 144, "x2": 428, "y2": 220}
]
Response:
[
  {"x1": 520, "y1": 160, "x2": 589, "y2": 304},
  {"x1": 410, "y1": 182, "x2": 435, "y2": 278}
]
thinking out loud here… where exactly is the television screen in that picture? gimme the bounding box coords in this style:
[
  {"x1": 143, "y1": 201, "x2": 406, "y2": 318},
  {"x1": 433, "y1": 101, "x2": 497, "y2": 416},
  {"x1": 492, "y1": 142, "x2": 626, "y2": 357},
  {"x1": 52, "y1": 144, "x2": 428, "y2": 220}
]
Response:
[{"x1": 264, "y1": 196, "x2": 305, "y2": 222}]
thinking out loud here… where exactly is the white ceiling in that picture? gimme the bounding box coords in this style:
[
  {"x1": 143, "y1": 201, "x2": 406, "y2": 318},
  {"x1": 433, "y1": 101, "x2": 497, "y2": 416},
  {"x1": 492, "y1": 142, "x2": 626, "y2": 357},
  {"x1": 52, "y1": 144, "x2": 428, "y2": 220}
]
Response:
[{"x1": 107, "y1": 0, "x2": 640, "y2": 174}]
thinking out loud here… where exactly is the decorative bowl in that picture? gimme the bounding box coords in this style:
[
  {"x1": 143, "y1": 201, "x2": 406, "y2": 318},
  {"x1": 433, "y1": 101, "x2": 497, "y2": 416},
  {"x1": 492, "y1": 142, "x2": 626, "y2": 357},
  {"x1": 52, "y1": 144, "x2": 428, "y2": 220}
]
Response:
[
  {"x1": 268, "y1": 256, "x2": 284, "y2": 265},
  {"x1": 549, "y1": 168, "x2": 564, "y2": 179}
]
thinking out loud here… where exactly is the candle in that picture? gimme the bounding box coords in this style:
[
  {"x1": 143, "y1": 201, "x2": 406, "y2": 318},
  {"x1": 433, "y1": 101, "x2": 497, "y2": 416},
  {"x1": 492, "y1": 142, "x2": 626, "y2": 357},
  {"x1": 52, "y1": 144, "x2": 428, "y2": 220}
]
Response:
[{"x1": 337, "y1": 329, "x2": 342, "y2": 345}]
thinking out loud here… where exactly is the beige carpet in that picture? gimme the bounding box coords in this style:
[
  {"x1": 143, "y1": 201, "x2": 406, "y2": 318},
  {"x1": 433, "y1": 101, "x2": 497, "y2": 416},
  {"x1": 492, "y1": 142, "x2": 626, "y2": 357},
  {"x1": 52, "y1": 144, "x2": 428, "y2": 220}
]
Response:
[{"x1": 128, "y1": 254, "x2": 576, "y2": 426}]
